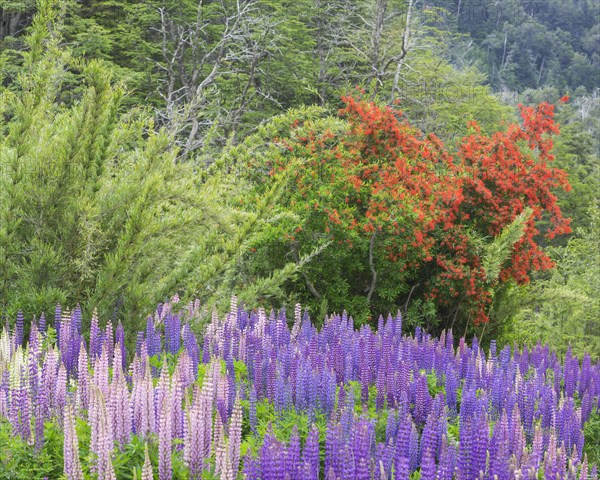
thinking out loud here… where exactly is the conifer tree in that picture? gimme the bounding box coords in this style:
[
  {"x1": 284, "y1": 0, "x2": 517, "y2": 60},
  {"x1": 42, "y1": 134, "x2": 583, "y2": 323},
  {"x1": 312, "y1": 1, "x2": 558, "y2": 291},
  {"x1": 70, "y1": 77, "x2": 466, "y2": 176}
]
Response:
[{"x1": 0, "y1": 0, "x2": 314, "y2": 335}]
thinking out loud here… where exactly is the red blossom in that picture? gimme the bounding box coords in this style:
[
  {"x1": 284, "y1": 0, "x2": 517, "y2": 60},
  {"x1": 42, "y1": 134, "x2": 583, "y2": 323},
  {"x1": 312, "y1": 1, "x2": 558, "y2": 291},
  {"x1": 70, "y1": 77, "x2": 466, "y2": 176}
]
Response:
[{"x1": 267, "y1": 97, "x2": 570, "y2": 325}]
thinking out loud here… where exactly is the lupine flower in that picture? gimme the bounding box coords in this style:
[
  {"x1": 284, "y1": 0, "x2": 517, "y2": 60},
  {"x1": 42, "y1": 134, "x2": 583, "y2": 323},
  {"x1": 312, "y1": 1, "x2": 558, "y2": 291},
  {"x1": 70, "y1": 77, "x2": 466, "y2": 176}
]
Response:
[
  {"x1": 157, "y1": 364, "x2": 172, "y2": 480},
  {"x1": 420, "y1": 448, "x2": 436, "y2": 480},
  {"x1": 302, "y1": 425, "x2": 320, "y2": 480},
  {"x1": 63, "y1": 402, "x2": 83, "y2": 480},
  {"x1": 15, "y1": 311, "x2": 24, "y2": 348},
  {"x1": 109, "y1": 345, "x2": 131, "y2": 446},
  {"x1": 0, "y1": 301, "x2": 598, "y2": 480},
  {"x1": 142, "y1": 442, "x2": 154, "y2": 480},
  {"x1": 90, "y1": 386, "x2": 116, "y2": 480},
  {"x1": 228, "y1": 395, "x2": 243, "y2": 475}
]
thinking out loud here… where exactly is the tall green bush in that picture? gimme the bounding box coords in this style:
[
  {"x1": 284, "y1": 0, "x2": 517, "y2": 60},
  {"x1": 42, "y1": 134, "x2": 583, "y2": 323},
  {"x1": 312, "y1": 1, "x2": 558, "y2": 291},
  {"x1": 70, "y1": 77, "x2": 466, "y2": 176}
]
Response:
[{"x1": 0, "y1": 2, "x2": 314, "y2": 335}]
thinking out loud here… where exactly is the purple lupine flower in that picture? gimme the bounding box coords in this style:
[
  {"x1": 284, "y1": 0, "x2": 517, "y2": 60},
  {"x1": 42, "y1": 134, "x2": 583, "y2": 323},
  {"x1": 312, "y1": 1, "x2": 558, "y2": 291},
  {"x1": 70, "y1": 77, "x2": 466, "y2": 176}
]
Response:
[
  {"x1": 90, "y1": 309, "x2": 100, "y2": 359},
  {"x1": 470, "y1": 411, "x2": 488, "y2": 478},
  {"x1": 413, "y1": 373, "x2": 431, "y2": 425},
  {"x1": 136, "y1": 331, "x2": 145, "y2": 357},
  {"x1": 249, "y1": 385, "x2": 257, "y2": 434},
  {"x1": 394, "y1": 412, "x2": 413, "y2": 473},
  {"x1": 39, "y1": 312, "x2": 46, "y2": 335},
  {"x1": 527, "y1": 425, "x2": 544, "y2": 473},
  {"x1": 579, "y1": 455, "x2": 589, "y2": 480},
  {"x1": 394, "y1": 455, "x2": 410, "y2": 480},
  {"x1": 421, "y1": 409, "x2": 439, "y2": 463},
  {"x1": 261, "y1": 426, "x2": 282, "y2": 480},
  {"x1": 544, "y1": 432, "x2": 559, "y2": 480},
  {"x1": 376, "y1": 367, "x2": 386, "y2": 411},
  {"x1": 302, "y1": 425, "x2": 320, "y2": 480},
  {"x1": 408, "y1": 422, "x2": 420, "y2": 472},
  {"x1": 145, "y1": 316, "x2": 160, "y2": 358},
  {"x1": 109, "y1": 347, "x2": 131, "y2": 446},
  {"x1": 352, "y1": 417, "x2": 374, "y2": 480},
  {"x1": 325, "y1": 421, "x2": 343, "y2": 478},
  {"x1": 133, "y1": 356, "x2": 155, "y2": 438},
  {"x1": 244, "y1": 454, "x2": 261, "y2": 480},
  {"x1": 342, "y1": 442, "x2": 356, "y2": 480},
  {"x1": 182, "y1": 322, "x2": 200, "y2": 372},
  {"x1": 445, "y1": 365, "x2": 458, "y2": 413},
  {"x1": 385, "y1": 409, "x2": 398, "y2": 444},
  {"x1": 420, "y1": 447, "x2": 436, "y2": 480},
  {"x1": 94, "y1": 347, "x2": 110, "y2": 401},
  {"x1": 458, "y1": 415, "x2": 473, "y2": 479},
  {"x1": 203, "y1": 363, "x2": 218, "y2": 458},
  {"x1": 17, "y1": 369, "x2": 31, "y2": 442},
  {"x1": 581, "y1": 391, "x2": 593, "y2": 426},
  {"x1": 34, "y1": 364, "x2": 49, "y2": 450},
  {"x1": 15, "y1": 310, "x2": 24, "y2": 348},
  {"x1": 509, "y1": 406, "x2": 526, "y2": 466},
  {"x1": 115, "y1": 323, "x2": 126, "y2": 371},
  {"x1": 287, "y1": 426, "x2": 302, "y2": 480},
  {"x1": 165, "y1": 312, "x2": 181, "y2": 355},
  {"x1": 170, "y1": 369, "x2": 184, "y2": 443},
  {"x1": 104, "y1": 321, "x2": 114, "y2": 368},
  {"x1": 437, "y1": 435, "x2": 455, "y2": 480},
  {"x1": 55, "y1": 362, "x2": 68, "y2": 418},
  {"x1": 489, "y1": 410, "x2": 510, "y2": 480},
  {"x1": 214, "y1": 418, "x2": 232, "y2": 479},
  {"x1": 184, "y1": 388, "x2": 203, "y2": 478},
  {"x1": 54, "y1": 304, "x2": 62, "y2": 346},
  {"x1": 291, "y1": 303, "x2": 302, "y2": 340},
  {"x1": 340, "y1": 388, "x2": 355, "y2": 440}
]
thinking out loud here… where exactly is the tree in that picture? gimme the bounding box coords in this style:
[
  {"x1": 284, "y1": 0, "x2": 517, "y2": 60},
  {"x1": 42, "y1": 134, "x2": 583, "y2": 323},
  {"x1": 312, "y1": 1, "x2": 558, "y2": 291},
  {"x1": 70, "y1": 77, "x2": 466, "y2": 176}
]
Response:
[
  {"x1": 0, "y1": 2, "x2": 315, "y2": 336},
  {"x1": 0, "y1": 0, "x2": 34, "y2": 40},
  {"x1": 239, "y1": 96, "x2": 571, "y2": 331}
]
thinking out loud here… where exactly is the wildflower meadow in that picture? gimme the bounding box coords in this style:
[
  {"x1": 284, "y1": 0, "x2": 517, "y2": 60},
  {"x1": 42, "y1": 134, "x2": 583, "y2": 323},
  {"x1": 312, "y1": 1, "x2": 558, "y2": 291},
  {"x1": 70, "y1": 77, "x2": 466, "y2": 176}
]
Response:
[{"x1": 1, "y1": 296, "x2": 599, "y2": 479}]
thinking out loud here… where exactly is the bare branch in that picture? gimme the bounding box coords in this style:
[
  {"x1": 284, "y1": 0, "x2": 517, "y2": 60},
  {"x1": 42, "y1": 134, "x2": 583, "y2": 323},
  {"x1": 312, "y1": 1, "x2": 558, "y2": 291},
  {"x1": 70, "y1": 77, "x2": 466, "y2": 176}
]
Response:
[
  {"x1": 403, "y1": 282, "x2": 420, "y2": 314},
  {"x1": 366, "y1": 231, "x2": 378, "y2": 303}
]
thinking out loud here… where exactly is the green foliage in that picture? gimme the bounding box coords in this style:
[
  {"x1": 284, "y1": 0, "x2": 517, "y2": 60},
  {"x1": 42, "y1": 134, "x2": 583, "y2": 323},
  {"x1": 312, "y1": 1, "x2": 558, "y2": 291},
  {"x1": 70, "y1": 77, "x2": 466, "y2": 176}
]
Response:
[
  {"x1": 0, "y1": 4, "x2": 322, "y2": 338},
  {"x1": 492, "y1": 206, "x2": 600, "y2": 359},
  {"x1": 0, "y1": 421, "x2": 63, "y2": 478},
  {"x1": 482, "y1": 208, "x2": 531, "y2": 283},
  {"x1": 584, "y1": 410, "x2": 600, "y2": 466}
]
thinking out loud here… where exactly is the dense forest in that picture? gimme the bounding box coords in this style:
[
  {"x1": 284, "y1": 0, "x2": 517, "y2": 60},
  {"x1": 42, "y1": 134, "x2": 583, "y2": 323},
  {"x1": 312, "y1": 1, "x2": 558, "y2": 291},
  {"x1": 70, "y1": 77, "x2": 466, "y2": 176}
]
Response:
[{"x1": 0, "y1": 1, "x2": 599, "y2": 479}]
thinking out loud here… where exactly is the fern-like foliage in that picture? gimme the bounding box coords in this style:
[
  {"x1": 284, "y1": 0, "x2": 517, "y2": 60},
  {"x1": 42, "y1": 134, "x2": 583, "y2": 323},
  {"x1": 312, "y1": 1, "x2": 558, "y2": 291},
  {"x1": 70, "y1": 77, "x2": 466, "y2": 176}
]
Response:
[{"x1": 482, "y1": 208, "x2": 532, "y2": 283}]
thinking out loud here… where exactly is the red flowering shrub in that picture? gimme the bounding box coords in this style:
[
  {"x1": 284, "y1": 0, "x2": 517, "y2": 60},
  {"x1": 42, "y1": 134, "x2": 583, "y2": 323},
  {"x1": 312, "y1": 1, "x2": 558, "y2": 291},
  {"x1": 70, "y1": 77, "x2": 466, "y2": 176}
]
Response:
[{"x1": 252, "y1": 97, "x2": 570, "y2": 327}]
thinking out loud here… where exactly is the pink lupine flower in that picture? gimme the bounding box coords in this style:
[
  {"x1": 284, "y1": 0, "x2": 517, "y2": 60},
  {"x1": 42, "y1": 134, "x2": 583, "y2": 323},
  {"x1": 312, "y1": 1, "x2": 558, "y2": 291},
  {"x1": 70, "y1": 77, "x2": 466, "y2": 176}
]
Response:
[
  {"x1": 110, "y1": 345, "x2": 131, "y2": 446},
  {"x1": 228, "y1": 395, "x2": 243, "y2": 475},
  {"x1": 184, "y1": 389, "x2": 203, "y2": 478},
  {"x1": 157, "y1": 362, "x2": 172, "y2": 480},
  {"x1": 142, "y1": 442, "x2": 154, "y2": 480},
  {"x1": 93, "y1": 347, "x2": 110, "y2": 401},
  {"x1": 132, "y1": 354, "x2": 155, "y2": 437},
  {"x1": 90, "y1": 386, "x2": 116, "y2": 480},
  {"x1": 170, "y1": 368, "x2": 184, "y2": 442},
  {"x1": 63, "y1": 402, "x2": 83, "y2": 480},
  {"x1": 77, "y1": 340, "x2": 89, "y2": 411}
]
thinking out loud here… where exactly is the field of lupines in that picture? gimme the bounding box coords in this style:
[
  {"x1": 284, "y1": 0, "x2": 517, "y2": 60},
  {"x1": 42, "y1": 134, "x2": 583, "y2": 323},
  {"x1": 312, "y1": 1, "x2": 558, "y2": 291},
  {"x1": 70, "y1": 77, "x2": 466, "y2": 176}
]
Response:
[{"x1": 1, "y1": 296, "x2": 599, "y2": 479}]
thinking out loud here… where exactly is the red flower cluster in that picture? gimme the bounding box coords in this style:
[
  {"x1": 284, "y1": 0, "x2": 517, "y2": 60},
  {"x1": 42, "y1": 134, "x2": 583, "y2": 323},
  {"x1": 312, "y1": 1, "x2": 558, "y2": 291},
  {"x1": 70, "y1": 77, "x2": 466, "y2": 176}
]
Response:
[{"x1": 270, "y1": 97, "x2": 570, "y2": 324}]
